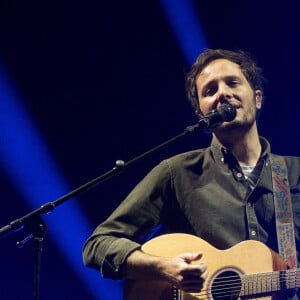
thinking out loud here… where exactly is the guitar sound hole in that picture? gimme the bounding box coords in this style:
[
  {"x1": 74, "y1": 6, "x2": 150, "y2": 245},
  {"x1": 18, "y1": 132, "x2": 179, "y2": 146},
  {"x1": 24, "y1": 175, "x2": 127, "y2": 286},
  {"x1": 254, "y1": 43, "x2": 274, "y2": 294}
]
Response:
[{"x1": 211, "y1": 270, "x2": 241, "y2": 300}]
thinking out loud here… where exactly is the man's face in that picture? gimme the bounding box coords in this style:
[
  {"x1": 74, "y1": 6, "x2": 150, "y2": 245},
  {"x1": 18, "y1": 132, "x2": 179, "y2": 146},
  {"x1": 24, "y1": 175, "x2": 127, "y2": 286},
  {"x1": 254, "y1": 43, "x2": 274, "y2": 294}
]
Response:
[{"x1": 195, "y1": 59, "x2": 262, "y2": 130}]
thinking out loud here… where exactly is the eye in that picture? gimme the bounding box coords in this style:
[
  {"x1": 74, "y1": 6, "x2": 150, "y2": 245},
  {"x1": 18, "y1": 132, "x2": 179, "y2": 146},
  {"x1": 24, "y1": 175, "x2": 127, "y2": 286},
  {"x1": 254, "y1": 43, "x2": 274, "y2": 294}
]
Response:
[
  {"x1": 204, "y1": 88, "x2": 213, "y2": 96},
  {"x1": 227, "y1": 78, "x2": 240, "y2": 87},
  {"x1": 203, "y1": 85, "x2": 217, "y2": 96}
]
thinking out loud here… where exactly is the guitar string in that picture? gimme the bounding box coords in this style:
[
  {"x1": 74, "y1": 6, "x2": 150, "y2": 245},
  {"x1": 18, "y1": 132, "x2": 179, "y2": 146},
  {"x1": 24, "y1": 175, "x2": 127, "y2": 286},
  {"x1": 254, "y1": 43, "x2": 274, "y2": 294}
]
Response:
[
  {"x1": 207, "y1": 269, "x2": 300, "y2": 288},
  {"x1": 198, "y1": 276, "x2": 299, "y2": 299},
  {"x1": 176, "y1": 270, "x2": 300, "y2": 299}
]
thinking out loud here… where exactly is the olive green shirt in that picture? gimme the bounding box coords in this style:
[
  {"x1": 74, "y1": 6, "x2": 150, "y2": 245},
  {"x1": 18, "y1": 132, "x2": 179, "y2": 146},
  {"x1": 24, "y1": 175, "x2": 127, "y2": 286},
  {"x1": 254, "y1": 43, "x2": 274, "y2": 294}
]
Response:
[{"x1": 83, "y1": 137, "x2": 300, "y2": 280}]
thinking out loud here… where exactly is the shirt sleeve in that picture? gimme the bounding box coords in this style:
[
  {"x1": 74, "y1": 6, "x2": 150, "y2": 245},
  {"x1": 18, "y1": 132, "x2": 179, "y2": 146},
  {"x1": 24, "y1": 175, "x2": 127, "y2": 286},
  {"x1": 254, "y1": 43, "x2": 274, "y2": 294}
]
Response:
[{"x1": 82, "y1": 159, "x2": 173, "y2": 279}]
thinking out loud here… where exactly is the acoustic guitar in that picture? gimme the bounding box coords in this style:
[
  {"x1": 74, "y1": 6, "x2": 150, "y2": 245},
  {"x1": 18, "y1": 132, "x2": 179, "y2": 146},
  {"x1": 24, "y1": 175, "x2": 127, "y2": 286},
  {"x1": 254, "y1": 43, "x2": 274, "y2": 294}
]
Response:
[{"x1": 124, "y1": 233, "x2": 297, "y2": 300}]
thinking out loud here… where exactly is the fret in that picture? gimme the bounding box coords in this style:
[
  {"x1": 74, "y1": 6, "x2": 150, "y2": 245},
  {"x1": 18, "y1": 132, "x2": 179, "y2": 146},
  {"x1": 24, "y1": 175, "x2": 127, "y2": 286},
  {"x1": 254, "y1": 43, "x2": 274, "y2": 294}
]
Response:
[{"x1": 242, "y1": 271, "x2": 280, "y2": 296}]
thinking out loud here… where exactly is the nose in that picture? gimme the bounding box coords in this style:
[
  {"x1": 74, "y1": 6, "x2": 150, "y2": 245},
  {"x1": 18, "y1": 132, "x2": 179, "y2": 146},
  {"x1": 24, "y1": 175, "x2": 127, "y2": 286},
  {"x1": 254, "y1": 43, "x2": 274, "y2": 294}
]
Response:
[{"x1": 216, "y1": 83, "x2": 232, "y2": 103}]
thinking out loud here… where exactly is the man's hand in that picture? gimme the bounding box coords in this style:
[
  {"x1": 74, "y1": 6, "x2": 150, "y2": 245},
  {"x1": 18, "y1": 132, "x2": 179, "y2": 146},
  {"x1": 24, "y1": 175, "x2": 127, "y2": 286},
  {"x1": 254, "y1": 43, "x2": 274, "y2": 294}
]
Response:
[
  {"x1": 124, "y1": 250, "x2": 208, "y2": 293},
  {"x1": 158, "y1": 252, "x2": 207, "y2": 292}
]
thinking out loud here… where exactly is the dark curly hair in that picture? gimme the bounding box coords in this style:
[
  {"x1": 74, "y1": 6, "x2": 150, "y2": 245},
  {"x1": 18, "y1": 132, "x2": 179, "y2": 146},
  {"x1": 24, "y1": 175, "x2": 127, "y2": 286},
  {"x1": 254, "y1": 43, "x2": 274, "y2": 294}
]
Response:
[{"x1": 186, "y1": 49, "x2": 264, "y2": 113}]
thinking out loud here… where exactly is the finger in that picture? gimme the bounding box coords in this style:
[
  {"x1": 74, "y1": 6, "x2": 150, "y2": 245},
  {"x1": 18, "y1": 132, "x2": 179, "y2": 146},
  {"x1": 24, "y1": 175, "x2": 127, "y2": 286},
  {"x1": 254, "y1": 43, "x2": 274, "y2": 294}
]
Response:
[
  {"x1": 176, "y1": 267, "x2": 207, "y2": 292},
  {"x1": 180, "y1": 280, "x2": 205, "y2": 293},
  {"x1": 179, "y1": 252, "x2": 203, "y2": 263},
  {"x1": 182, "y1": 262, "x2": 207, "y2": 276},
  {"x1": 200, "y1": 268, "x2": 208, "y2": 280}
]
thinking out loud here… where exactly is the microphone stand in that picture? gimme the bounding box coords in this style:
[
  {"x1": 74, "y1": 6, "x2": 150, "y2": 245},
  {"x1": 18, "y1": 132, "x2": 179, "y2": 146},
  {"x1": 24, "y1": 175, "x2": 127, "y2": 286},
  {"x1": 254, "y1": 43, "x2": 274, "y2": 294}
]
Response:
[{"x1": 0, "y1": 122, "x2": 203, "y2": 300}]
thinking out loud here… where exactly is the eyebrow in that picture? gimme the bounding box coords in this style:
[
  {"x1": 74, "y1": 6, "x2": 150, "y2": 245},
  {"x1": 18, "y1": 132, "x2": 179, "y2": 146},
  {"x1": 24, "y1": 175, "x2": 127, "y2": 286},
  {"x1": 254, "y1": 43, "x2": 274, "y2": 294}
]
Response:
[{"x1": 200, "y1": 75, "x2": 242, "y2": 92}]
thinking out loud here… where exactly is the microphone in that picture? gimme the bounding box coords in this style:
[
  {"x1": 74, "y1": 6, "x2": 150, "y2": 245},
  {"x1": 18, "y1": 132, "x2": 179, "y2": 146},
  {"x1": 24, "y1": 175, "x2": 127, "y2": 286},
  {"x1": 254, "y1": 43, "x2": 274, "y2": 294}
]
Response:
[{"x1": 198, "y1": 103, "x2": 236, "y2": 129}]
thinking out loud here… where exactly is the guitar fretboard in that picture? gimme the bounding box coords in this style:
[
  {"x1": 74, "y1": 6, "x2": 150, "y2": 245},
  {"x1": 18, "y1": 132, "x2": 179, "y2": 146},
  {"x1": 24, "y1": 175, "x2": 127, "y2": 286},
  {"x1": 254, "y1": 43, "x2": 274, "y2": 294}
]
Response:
[{"x1": 240, "y1": 269, "x2": 300, "y2": 297}]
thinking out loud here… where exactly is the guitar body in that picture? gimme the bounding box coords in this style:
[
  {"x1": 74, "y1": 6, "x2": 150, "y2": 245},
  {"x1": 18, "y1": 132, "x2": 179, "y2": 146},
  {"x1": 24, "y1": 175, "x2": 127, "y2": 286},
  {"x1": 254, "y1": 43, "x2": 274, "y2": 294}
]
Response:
[{"x1": 124, "y1": 234, "x2": 287, "y2": 300}]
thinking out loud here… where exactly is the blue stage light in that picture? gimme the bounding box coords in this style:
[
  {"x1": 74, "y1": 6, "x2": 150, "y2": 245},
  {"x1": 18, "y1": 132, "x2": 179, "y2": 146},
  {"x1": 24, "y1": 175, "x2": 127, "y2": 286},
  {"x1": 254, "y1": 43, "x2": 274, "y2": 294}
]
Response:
[
  {"x1": 159, "y1": 0, "x2": 208, "y2": 64},
  {"x1": 0, "y1": 65, "x2": 122, "y2": 299}
]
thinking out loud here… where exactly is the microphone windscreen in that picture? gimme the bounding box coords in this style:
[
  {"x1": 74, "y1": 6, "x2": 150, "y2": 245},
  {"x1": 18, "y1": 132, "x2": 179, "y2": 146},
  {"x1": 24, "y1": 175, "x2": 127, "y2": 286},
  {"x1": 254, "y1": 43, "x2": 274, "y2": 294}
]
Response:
[{"x1": 219, "y1": 103, "x2": 237, "y2": 122}]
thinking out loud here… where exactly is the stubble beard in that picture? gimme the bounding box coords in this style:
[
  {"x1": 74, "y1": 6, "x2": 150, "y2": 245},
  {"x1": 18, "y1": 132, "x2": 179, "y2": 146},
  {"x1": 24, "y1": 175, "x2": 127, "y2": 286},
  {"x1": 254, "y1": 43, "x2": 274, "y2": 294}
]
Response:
[{"x1": 213, "y1": 106, "x2": 257, "y2": 136}]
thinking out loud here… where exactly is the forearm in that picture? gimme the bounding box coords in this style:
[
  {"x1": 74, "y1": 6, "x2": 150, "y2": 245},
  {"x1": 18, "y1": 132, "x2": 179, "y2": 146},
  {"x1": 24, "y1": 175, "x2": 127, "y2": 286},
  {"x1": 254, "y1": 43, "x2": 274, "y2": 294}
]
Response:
[{"x1": 123, "y1": 249, "x2": 165, "y2": 280}]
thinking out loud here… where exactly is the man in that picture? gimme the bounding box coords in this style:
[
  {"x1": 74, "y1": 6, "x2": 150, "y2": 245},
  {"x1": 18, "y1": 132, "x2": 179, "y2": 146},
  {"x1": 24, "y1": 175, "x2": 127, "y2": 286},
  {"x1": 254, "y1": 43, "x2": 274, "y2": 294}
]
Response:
[{"x1": 83, "y1": 49, "x2": 300, "y2": 297}]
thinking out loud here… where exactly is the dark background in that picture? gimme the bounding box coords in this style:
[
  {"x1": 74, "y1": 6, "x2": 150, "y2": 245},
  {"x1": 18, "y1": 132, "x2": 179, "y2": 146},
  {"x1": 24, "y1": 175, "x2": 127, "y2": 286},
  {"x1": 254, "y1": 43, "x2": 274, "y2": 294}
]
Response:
[{"x1": 1, "y1": 1, "x2": 300, "y2": 299}]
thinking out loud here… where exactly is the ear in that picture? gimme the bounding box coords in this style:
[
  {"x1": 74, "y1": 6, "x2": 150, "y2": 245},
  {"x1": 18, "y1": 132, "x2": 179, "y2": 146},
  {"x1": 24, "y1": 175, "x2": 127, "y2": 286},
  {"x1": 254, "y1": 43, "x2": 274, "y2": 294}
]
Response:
[{"x1": 255, "y1": 90, "x2": 263, "y2": 109}]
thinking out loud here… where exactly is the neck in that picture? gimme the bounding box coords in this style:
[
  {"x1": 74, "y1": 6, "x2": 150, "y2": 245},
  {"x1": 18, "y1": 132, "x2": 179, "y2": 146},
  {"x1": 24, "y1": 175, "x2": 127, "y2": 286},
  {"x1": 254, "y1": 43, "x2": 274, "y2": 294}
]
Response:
[{"x1": 213, "y1": 123, "x2": 262, "y2": 166}]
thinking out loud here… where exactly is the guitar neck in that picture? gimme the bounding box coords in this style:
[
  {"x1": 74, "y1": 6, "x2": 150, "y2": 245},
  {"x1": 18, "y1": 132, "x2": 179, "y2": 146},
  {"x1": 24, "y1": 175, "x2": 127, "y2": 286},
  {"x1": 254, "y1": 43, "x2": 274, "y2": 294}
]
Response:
[{"x1": 241, "y1": 269, "x2": 300, "y2": 297}]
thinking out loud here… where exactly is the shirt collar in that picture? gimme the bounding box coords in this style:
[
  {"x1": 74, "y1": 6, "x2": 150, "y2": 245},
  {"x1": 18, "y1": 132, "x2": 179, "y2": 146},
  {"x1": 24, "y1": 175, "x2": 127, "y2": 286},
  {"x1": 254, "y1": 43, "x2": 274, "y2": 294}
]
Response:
[{"x1": 210, "y1": 136, "x2": 271, "y2": 166}]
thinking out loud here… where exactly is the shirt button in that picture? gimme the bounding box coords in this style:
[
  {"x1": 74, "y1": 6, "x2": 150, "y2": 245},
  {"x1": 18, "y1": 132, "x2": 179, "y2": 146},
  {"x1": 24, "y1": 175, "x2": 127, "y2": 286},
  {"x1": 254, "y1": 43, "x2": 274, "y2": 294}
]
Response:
[
  {"x1": 251, "y1": 230, "x2": 256, "y2": 236},
  {"x1": 236, "y1": 172, "x2": 243, "y2": 178}
]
